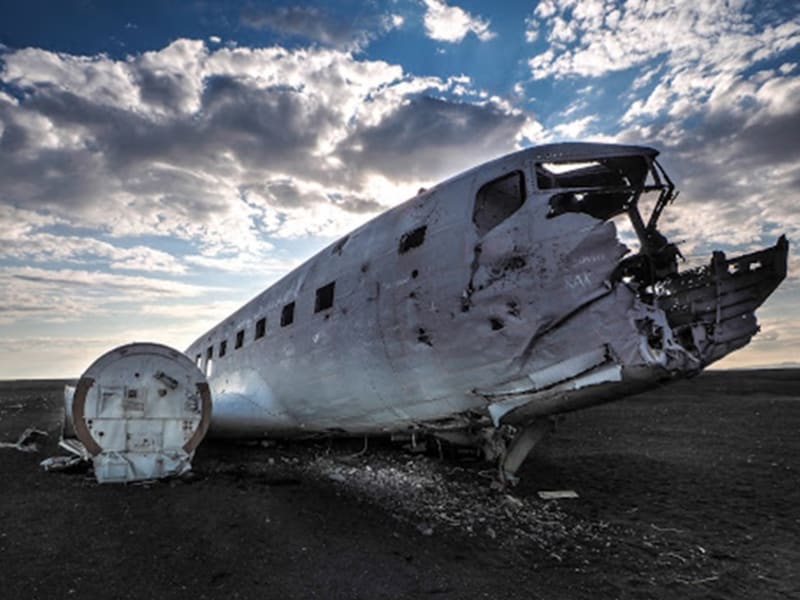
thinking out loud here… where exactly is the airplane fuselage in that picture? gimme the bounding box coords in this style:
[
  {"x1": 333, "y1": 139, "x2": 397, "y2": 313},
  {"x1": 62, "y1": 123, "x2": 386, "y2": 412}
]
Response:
[{"x1": 185, "y1": 142, "x2": 788, "y2": 448}]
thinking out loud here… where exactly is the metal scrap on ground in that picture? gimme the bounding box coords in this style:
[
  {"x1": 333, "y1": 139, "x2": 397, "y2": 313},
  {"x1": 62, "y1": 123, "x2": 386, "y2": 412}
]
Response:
[
  {"x1": 538, "y1": 490, "x2": 580, "y2": 499},
  {"x1": 0, "y1": 427, "x2": 48, "y2": 453}
]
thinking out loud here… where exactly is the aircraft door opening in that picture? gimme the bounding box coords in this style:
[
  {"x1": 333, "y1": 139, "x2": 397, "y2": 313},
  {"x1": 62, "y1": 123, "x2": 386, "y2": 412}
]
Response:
[{"x1": 472, "y1": 171, "x2": 526, "y2": 237}]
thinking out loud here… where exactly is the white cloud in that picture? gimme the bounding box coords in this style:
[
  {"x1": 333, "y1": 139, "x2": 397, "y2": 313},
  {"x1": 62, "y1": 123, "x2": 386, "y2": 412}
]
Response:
[
  {"x1": 548, "y1": 16, "x2": 577, "y2": 44},
  {"x1": 534, "y1": 0, "x2": 557, "y2": 20},
  {"x1": 422, "y1": 0, "x2": 496, "y2": 43},
  {"x1": 0, "y1": 265, "x2": 216, "y2": 339},
  {"x1": 524, "y1": 12, "x2": 539, "y2": 43},
  {"x1": 0, "y1": 40, "x2": 536, "y2": 259},
  {"x1": 528, "y1": 2, "x2": 800, "y2": 82},
  {"x1": 552, "y1": 115, "x2": 596, "y2": 139}
]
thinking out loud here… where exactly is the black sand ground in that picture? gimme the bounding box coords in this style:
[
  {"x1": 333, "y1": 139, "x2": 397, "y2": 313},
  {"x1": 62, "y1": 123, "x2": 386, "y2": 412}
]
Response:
[{"x1": 1, "y1": 371, "x2": 798, "y2": 599}]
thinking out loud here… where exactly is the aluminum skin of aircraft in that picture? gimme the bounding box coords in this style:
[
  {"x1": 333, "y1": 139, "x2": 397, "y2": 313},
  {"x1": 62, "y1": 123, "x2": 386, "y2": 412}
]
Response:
[{"x1": 63, "y1": 143, "x2": 789, "y2": 483}]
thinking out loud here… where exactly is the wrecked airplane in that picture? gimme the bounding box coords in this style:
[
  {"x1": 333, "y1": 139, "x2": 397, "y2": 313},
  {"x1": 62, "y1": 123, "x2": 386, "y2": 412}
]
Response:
[{"x1": 61, "y1": 142, "x2": 788, "y2": 483}]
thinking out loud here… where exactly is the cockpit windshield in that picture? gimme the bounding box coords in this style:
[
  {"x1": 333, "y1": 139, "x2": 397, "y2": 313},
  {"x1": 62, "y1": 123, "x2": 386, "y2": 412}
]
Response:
[{"x1": 537, "y1": 153, "x2": 680, "y2": 283}]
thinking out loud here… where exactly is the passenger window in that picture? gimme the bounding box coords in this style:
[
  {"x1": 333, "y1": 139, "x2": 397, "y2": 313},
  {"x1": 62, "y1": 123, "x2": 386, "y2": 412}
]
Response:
[
  {"x1": 314, "y1": 282, "x2": 335, "y2": 313},
  {"x1": 473, "y1": 171, "x2": 525, "y2": 237},
  {"x1": 195, "y1": 354, "x2": 202, "y2": 368},
  {"x1": 235, "y1": 330, "x2": 244, "y2": 349},
  {"x1": 281, "y1": 302, "x2": 295, "y2": 327},
  {"x1": 219, "y1": 340, "x2": 227, "y2": 357},
  {"x1": 398, "y1": 226, "x2": 427, "y2": 254},
  {"x1": 255, "y1": 317, "x2": 266, "y2": 339},
  {"x1": 205, "y1": 346, "x2": 214, "y2": 377}
]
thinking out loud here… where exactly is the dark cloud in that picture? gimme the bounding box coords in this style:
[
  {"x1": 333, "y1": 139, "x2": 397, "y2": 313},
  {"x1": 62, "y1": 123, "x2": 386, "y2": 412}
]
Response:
[
  {"x1": 0, "y1": 77, "x2": 334, "y2": 219},
  {"x1": 241, "y1": 5, "x2": 376, "y2": 49},
  {"x1": 134, "y1": 68, "x2": 196, "y2": 114},
  {"x1": 736, "y1": 111, "x2": 800, "y2": 167},
  {"x1": 197, "y1": 75, "x2": 331, "y2": 168},
  {"x1": 340, "y1": 96, "x2": 526, "y2": 179},
  {"x1": 259, "y1": 180, "x2": 383, "y2": 214},
  {"x1": 333, "y1": 194, "x2": 384, "y2": 214},
  {"x1": 261, "y1": 179, "x2": 322, "y2": 209},
  {"x1": 681, "y1": 114, "x2": 800, "y2": 208},
  {"x1": 0, "y1": 304, "x2": 51, "y2": 313}
]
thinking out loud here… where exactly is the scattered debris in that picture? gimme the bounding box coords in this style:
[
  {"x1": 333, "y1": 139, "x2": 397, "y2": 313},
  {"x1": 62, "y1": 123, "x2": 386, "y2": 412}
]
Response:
[
  {"x1": 39, "y1": 455, "x2": 88, "y2": 473},
  {"x1": 59, "y1": 438, "x2": 91, "y2": 460},
  {"x1": 677, "y1": 575, "x2": 720, "y2": 586},
  {"x1": 303, "y1": 450, "x2": 581, "y2": 550},
  {"x1": 651, "y1": 523, "x2": 684, "y2": 533},
  {"x1": 504, "y1": 494, "x2": 524, "y2": 508},
  {"x1": 0, "y1": 427, "x2": 48, "y2": 453},
  {"x1": 190, "y1": 438, "x2": 715, "y2": 584},
  {"x1": 538, "y1": 490, "x2": 580, "y2": 500}
]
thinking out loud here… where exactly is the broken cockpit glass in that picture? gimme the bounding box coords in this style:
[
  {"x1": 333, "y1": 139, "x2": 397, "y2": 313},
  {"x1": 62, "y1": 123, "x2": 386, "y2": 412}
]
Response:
[{"x1": 538, "y1": 154, "x2": 681, "y2": 285}]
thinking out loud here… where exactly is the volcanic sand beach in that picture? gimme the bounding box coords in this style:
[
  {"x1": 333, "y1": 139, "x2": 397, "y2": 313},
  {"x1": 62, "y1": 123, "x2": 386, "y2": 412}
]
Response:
[{"x1": 1, "y1": 370, "x2": 798, "y2": 599}]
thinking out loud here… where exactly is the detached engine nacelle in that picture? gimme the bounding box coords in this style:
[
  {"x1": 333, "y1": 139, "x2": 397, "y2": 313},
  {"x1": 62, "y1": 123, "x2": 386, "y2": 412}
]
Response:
[{"x1": 63, "y1": 343, "x2": 212, "y2": 483}]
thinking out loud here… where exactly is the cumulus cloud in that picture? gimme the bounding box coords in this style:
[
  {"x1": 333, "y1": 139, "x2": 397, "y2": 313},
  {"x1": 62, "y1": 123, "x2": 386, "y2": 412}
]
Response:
[
  {"x1": 527, "y1": 2, "x2": 800, "y2": 251},
  {"x1": 530, "y1": 2, "x2": 785, "y2": 79},
  {"x1": 422, "y1": 0, "x2": 495, "y2": 43},
  {"x1": 524, "y1": 12, "x2": 539, "y2": 43},
  {"x1": 0, "y1": 40, "x2": 535, "y2": 251},
  {"x1": 552, "y1": 115, "x2": 596, "y2": 139}
]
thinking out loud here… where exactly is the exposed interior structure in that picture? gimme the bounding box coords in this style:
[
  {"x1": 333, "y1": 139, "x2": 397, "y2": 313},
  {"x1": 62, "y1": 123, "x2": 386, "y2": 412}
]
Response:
[{"x1": 538, "y1": 153, "x2": 787, "y2": 368}]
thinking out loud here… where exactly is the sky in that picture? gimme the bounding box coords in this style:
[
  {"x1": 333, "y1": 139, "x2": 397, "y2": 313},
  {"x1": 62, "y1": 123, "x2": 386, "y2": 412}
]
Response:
[{"x1": 0, "y1": 0, "x2": 798, "y2": 378}]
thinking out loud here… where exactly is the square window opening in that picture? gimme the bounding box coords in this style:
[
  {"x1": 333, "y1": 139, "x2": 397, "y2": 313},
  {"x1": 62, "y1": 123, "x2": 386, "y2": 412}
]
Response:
[
  {"x1": 281, "y1": 302, "x2": 295, "y2": 327},
  {"x1": 255, "y1": 317, "x2": 266, "y2": 339},
  {"x1": 473, "y1": 171, "x2": 525, "y2": 237},
  {"x1": 315, "y1": 281, "x2": 336, "y2": 313},
  {"x1": 235, "y1": 330, "x2": 245, "y2": 349}
]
